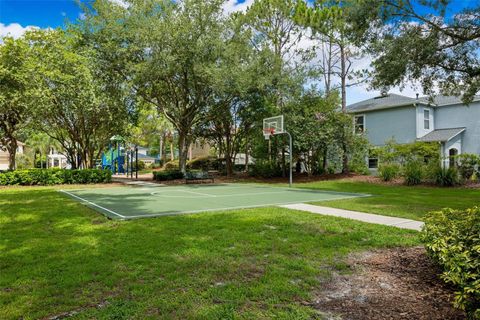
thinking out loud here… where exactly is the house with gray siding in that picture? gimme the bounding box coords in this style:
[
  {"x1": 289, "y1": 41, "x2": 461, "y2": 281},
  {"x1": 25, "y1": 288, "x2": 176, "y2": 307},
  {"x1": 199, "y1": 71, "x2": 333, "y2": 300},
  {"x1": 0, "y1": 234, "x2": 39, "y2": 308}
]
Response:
[{"x1": 347, "y1": 93, "x2": 480, "y2": 169}]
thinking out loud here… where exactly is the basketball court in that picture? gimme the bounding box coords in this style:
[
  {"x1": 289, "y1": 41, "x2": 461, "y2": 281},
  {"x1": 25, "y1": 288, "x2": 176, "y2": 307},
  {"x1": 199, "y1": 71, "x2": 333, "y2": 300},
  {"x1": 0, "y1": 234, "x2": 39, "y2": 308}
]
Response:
[{"x1": 60, "y1": 183, "x2": 368, "y2": 220}]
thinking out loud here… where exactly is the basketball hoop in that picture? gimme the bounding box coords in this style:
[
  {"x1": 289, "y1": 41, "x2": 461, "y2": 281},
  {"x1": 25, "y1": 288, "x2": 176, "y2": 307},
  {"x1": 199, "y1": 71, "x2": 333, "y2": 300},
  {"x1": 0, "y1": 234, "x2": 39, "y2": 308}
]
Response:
[
  {"x1": 262, "y1": 114, "x2": 293, "y2": 187},
  {"x1": 263, "y1": 115, "x2": 283, "y2": 140},
  {"x1": 263, "y1": 128, "x2": 275, "y2": 140}
]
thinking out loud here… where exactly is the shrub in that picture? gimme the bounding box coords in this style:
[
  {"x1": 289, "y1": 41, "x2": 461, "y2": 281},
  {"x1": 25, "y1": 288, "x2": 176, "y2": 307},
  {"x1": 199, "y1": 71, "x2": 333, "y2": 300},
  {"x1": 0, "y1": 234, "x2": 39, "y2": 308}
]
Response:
[
  {"x1": 349, "y1": 162, "x2": 370, "y2": 175},
  {"x1": 456, "y1": 154, "x2": 480, "y2": 180},
  {"x1": 153, "y1": 170, "x2": 184, "y2": 181},
  {"x1": 163, "y1": 160, "x2": 179, "y2": 170},
  {"x1": 0, "y1": 169, "x2": 112, "y2": 186},
  {"x1": 422, "y1": 207, "x2": 480, "y2": 319},
  {"x1": 187, "y1": 157, "x2": 213, "y2": 171},
  {"x1": 136, "y1": 160, "x2": 146, "y2": 171},
  {"x1": 149, "y1": 163, "x2": 162, "y2": 169},
  {"x1": 15, "y1": 154, "x2": 33, "y2": 170},
  {"x1": 403, "y1": 160, "x2": 424, "y2": 185},
  {"x1": 249, "y1": 160, "x2": 282, "y2": 178},
  {"x1": 378, "y1": 163, "x2": 401, "y2": 181},
  {"x1": 431, "y1": 166, "x2": 460, "y2": 187},
  {"x1": 378, "y1": 139, "x2": 440, "y2": 165}
]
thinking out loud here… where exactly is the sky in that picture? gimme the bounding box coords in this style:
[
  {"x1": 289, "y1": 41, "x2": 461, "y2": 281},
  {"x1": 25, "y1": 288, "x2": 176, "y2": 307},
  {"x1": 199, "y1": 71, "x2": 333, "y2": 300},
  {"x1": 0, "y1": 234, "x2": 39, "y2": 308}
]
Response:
[{"x1": 0, "y1": 0, "x2": 476, "y2": 104}]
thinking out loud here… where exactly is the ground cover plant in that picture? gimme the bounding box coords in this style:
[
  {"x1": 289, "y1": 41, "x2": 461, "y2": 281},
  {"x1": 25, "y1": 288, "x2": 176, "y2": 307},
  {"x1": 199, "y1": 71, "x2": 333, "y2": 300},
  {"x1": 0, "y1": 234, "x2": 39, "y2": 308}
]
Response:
[
  {"x1": 300, "y1": 179, "x2": 480, "y2": 221},
  {"x1": 0, "y1": 186, "x2": 419, "y2": 319}
]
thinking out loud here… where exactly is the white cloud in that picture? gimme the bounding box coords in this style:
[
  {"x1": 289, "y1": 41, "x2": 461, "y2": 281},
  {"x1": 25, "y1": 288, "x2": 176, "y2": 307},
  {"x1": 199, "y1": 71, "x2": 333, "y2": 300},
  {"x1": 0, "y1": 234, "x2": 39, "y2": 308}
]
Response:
[
  {"x1": 0, "y1": 22, "x2": 39, "y2": 39},
  {"x1": 109, "y1": 0, "x2": 129, "y2": 9},
  {"x1": 222, "y1": 0, "x2": 255, "y2": 15}
]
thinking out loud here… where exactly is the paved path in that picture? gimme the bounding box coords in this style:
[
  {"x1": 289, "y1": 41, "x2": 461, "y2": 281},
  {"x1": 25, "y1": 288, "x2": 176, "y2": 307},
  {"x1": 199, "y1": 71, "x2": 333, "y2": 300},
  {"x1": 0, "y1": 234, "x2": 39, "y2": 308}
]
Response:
[{"x1": 280, "y1": 203, "x2": 424, "y2": 231}]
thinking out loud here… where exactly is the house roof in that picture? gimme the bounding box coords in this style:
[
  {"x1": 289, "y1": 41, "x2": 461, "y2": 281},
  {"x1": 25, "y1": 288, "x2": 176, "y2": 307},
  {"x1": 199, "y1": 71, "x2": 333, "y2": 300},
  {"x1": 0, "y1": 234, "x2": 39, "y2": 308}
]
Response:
[
  {"x1": 347, "y1": 93, "x2": 480, "y2": 113},
  {"x1": 137, "y1": 153, "x2": 157, "y2": 160},
  {"x1": 418, "y1": 95, "x2": 480, "y2": 106},
  {"x1": 417, "y1": 128, "x2": 466, "y2": 143},
  {"x1": 347, "y1": 93, "x2": 417, "y2": 113}
]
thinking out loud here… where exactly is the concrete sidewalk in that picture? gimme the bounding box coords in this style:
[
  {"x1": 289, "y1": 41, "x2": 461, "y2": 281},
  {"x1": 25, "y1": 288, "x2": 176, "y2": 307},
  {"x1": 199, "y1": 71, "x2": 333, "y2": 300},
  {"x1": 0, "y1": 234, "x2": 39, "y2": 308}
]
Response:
[{"x1": 280, "y1": 203, "x2": 424, "y2": 231}]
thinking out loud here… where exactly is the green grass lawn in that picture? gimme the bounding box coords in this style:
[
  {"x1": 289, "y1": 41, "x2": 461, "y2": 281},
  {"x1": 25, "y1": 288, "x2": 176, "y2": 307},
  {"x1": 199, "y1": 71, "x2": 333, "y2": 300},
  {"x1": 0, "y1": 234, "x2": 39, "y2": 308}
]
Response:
[
  {"x1": 0, "y1": 186, "x2": 419, "y2": 319},
  {"x1": 298, "y1": 179, "x2": 480, "y2": 221}
]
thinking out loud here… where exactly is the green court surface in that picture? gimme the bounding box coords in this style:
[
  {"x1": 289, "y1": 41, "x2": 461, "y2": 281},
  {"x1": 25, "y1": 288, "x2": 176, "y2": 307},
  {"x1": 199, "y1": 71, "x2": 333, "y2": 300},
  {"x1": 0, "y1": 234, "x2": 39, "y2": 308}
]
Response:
[{"x1": 60, "y1": 183, "x2": 368, "y2": 220}]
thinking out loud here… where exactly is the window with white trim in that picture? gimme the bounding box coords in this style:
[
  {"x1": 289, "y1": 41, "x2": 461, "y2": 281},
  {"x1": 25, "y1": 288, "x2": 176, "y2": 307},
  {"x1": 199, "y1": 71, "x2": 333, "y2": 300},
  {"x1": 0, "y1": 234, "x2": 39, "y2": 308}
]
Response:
[
  {"x1": 354, "y1": 115, "x2": 365, "y2": 134},
  {"x1": 423, "y1": 109, "x2": 430, "y2": 130},
  {"x1": 368, "y1": 158, "x2": 379, "y2": 169},
  {"x1": 368, "y1": 148, "x2": 379, "y2": 169}
]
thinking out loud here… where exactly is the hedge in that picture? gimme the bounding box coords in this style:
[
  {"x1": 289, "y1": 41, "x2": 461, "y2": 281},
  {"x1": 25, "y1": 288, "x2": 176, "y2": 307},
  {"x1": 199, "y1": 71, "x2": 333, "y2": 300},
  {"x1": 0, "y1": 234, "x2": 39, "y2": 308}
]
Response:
[
  {"x1": 153, "y1": 170, "x2": 184, "y2": 181},
  {"x1": 422, "y1": 207, "x2": 480, "y2": 319},
  {"x1": 0, "y1": 169, "x2": 112, "y2": 186}
]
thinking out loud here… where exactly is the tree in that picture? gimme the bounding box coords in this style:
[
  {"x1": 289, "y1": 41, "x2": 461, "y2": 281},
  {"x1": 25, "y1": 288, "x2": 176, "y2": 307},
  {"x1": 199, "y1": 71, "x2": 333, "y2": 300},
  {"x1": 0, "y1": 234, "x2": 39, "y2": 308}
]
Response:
[
  {"x1": 0, "y1": 36, "x2": 32, "y2": 170},
  {"x1": 28, "y1": 29, "x2": 131, "y2": 169},
  {"x1": 130, "y1": 104, "x2": 173, "y2": 164},
  {"x1": 81, "y1": 0, "x2": 228, "y2": 173},
  {"x1": 243, "y1": 0, "x2": 307, "y2": 175},
  {"x1": 198, "y1": 16, "x2": 271, "y2": 176},
  {"x1": 25, "y1": 132, "x2": 56, "y2": 168},
  {"x1": 357, "y1": 0, "x2": 480, "y2": 102},
  {"x1": 286, "y1": 90, "x2": 340, "y2": 175},
  {"x1": 294, "y1": 0, "x2": 365, "y2": 173}
]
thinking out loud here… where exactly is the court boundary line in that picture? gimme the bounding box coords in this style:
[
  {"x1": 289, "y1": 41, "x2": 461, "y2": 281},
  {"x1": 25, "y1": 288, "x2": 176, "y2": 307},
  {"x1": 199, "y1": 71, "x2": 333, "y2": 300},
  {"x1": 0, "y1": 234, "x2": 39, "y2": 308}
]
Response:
[
  {"x1": 59, "y1": 185, "x2": 371, "y2": 220},
  {"x1": 59, "y1": 190, "x2": 127, "y2": 219}
]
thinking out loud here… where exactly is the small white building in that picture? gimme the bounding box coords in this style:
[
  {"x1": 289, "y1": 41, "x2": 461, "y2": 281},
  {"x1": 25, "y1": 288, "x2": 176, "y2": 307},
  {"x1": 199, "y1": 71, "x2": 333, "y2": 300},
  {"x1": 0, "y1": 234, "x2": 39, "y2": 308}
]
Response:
[{"x1": 47, "y1": 148, "x2": 70, "y2": 169}]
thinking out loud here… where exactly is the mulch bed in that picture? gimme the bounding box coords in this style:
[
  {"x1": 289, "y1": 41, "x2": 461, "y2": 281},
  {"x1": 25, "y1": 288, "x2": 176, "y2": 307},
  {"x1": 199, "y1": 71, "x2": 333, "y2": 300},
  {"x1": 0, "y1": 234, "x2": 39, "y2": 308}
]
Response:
[{"x1": 310, "y1": 247, "x2": 465, "y2": 320}]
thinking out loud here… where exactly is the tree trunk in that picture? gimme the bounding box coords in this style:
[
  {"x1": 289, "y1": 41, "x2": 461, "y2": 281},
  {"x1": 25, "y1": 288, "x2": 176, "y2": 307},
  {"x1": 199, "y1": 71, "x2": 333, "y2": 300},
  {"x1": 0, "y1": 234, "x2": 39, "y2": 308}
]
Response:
[
  {"x1": 340, "y1": 44, "x2": 347, "y2": 112},
  {"x1": 6, "y1": 140, "x2": 17, "y2": 171},
  {"x1": 160, "y1": 132, "x2": 166, "y2": 164},
  {"x1": 340, "y1": 43, "x2": 349, "y2": 174},
  {"x1": 177, "y1": 131, "x2": 189, "y2": 173},
  {"x1": 245, "y1": 136, "x2": 250, "y2": 172},
  {"x1": 225, "y1": 135, "x2": 233, "y2": 177},
  {"x1": 322, "y1": 148, "x2": 328, "y2": 172}
]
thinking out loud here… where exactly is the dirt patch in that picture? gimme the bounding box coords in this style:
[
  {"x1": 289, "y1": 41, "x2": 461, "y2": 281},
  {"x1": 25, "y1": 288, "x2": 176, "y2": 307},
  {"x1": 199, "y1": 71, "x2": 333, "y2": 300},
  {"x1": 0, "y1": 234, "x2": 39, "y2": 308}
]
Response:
[{"x1": 311, "y1": 247, "x2": 465, "y2": 320}]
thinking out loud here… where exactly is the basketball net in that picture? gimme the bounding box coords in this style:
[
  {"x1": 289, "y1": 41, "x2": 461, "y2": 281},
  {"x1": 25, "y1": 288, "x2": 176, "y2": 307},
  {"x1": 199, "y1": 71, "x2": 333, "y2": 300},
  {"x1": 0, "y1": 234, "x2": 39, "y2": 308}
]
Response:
[{"x1": 263, "y1": 128, "x2": 275, "y2": 140}]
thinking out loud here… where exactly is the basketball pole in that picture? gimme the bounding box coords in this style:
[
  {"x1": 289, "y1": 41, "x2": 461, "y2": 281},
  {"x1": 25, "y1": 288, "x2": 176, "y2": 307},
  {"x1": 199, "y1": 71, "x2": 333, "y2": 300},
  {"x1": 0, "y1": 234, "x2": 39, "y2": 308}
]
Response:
[
  {"x1": 285, "y1": 131, "x2": 292, "y2": 188},
  {"x1": 271, "y1": 130, "x2": 292, "y2": 188}
]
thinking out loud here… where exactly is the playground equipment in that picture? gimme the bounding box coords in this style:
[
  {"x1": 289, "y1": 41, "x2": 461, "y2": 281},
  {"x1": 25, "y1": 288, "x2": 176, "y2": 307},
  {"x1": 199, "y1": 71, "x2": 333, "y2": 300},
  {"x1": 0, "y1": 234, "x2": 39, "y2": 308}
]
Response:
[
  {"x1": 102, "y1": 135, "x2": 139, "y2": 179},
  {"x1": 102, "y1": 135, "x2": 126, "y2": 174}
]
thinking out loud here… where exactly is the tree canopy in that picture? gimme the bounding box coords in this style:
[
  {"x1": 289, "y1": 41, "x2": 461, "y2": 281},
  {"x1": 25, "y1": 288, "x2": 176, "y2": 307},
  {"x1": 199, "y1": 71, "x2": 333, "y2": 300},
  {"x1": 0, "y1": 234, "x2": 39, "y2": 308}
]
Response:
[{"x1": 357, "y1": 0, "x2": 480, "y2": 102}]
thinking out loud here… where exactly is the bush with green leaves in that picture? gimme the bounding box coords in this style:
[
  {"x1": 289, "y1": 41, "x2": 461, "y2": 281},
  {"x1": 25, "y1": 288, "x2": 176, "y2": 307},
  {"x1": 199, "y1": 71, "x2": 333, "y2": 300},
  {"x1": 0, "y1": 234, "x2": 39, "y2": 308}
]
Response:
[
  {"x1": 422, "y1": 207, "x2": 480, "y2": 319},
  {"x1": 149, "y1": 163, "x2": 162, "y2": 169},
  {"x1": 0, "y1": 169, "x2": 112, "y2": 186},
  {"x1": 378, "y1": 163, "x2": 401, "y2": 181},
  {"x1": 136, "y1": 160, "x2": 146, "y2": 171},
  {"x1": 249, "y1": 160, "x2": 282, "y2": 178},
  {"x1": 456, "y1": 154, "x2": 480, "y2": 180},
  {"x1": 187, "y1": 157, "x2": 214, "y2": 171},
  {"x1": 431, "y1": 166, "x2": 461, "y2": 187},
  {"x1": 403, "y1": 160, "x2": 424, "y2": 185},
  {"x1": 163, "y1": 160, "x2": 179, "y2": 171},
  {"x1": 378, "y1": 139, "x2": 440, "y2": 165},
  {"x1": 153, "y1": 170, "x2": 184, "y2": 181}
]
